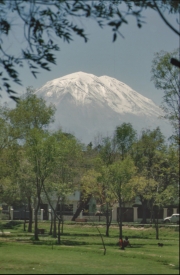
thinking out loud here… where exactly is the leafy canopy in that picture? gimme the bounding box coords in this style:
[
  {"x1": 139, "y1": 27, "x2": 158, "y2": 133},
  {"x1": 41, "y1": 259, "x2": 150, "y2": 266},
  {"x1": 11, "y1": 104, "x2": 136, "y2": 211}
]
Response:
[
  {"x1": 0, "y1": 0, "x2": 179, "y2": 99},
  {"x1": 151, "y1": 49, "x2": 179, "y2": 141}
]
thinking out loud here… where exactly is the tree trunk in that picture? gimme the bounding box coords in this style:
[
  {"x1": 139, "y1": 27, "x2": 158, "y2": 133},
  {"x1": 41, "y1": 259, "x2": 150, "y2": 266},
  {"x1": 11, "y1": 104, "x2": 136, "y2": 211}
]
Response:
[
  {"x1": 23, "y1": 206, "x2": 26, "y2": 231},
  {"x1": 105, "y1": 208, "x2": 109, "y2": 237},
  {"x1": 34, "y1": 207, "x2": 39, "y2": 240},
  {"x1": 150, "y1": 209, "x2": 153, "y2": 224},
  {"x1": 155, "y1": 217, "x2": 159, "y2": 240},
  {"x1": 153, "y1": 206, "x2": 159, "y2": 240},
  {"x1": 28, "y1": 199, "x2": 32, "y2": 233},
  {"x1": 49, "y1": 212, "x2": 53, "y2": 235},
  {"x1": 53, "y1": 210, "x2": 57, "y2": 238},
  {"x1": 95, "y1": 225, "x2": 106, "y2": 255},
  {"x1": 71, "y1": 195, "x2": 92, "y2": 221},
  {"x1": 118, "y1": 199, "x2": 124, "y2": 250},
  {"x1": 57, "y1": 218, "x2": 61, "y2": 245},
  {"x1": 34, "y1": 194, "x2": 41, "y2": 240},
  {"x1": 105, "y1": 203, "x2": 112, "y2": 237},
  {"x1": 141, "y1": 200, "x2": 147, "y2": 224},
  {"x1": 61, "y1": 215, "x2": 64, "y2": 235}
]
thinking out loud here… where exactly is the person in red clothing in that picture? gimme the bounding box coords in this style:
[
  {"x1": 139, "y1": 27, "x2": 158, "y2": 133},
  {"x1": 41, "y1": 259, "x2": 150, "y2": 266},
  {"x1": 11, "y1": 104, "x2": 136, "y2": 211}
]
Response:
[
  {"x1": 123, "y1": 236, "x2": 131, "y2": 247},
  {"x1": 119, "y1": 238, "x2": 123, "y2": 247},
  {"x1": 118, "y1": 237, "x2": 131, "y2": 247}
]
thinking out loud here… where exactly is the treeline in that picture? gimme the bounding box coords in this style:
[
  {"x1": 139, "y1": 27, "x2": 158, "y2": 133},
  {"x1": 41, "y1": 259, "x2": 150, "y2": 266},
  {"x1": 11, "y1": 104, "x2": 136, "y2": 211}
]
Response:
[{"x1": 0, "y1": 89, "x2": 178, "y2": 242}]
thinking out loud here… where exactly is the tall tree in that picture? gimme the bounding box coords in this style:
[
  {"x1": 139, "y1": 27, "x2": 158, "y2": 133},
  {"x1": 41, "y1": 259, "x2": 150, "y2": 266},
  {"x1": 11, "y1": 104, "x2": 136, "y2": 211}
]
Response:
[
  {"x1": 115, "y1": 123, "x2": 137, "y2": 160},
  {"x1": 71, "y1": 141, "x2": 101, "y2": 221},
  {"x1": 151, "y1": 48, "x2": 179, "y2": 143},
  {"x1": 93, "y1": 136, "x2": 118, "y2": 236},
  {"x1": 25, "y1": 129, "x2": 59, "y2": 240},
  {"x1": 0, "y1": 105, "x2": 23, "y2": 212},
  {"x1": 0, "y1": 104, "x2": 22, "y2": 157},
  {"x1": 95, "y1": 127, "x2": 136, "y2": 236},
  {"x1": 5, "y1": 90, "x2": 56, "y2": 240},
  {"x1": 108, "y1": 156, "x2": 136, "y2": 248},
  {"x1": 98, "y1": 164, "x2": 116, "y2": 237},
  {"x1": 127, "y1": 144, "x2": 178, "y2": 239},
  {"x1": 7, "y1": 88, "x2": 55, "y2": 136},
  {"x1": 0, "y1": 143, "x2": 21, "y2": 208},
  {"x1": 43, "y1": 131, "x2": 83, "y2": 242},
  {"x1": 98, "y1": 136, "x2": 118, "y2": 166},
  {"x1": 16, "y1": 148, "x2": 36, "y2": 232},
  {"x1": 131, "y1": 127, "x2": 166, "y2": 223}
]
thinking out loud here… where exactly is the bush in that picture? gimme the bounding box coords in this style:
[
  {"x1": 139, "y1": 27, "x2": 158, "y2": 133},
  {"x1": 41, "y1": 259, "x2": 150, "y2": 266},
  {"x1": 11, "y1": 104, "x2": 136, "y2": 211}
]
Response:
[
  {"x1": 0, "y1": 222, "x2": 4, "y2": 232},
  {"x1": 0, "y1": 213, "x2": 9, "y2": 220},
  {"x1": 3, "y1": 221, "x2": 22, "y2": 229}
]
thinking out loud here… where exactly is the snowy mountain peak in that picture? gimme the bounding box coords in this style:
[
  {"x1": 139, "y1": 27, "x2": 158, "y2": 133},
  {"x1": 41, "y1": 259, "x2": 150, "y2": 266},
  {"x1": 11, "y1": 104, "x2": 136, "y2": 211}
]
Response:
[
  {"x1": 35, "y1": 72, "x2": 170, "y2": 143},
  {"x1": 45, "y1": 71, "x2": 97, "y2": 87},
  {"x1": 36, "y1": 71, "x2": 163, "y2": 117}
]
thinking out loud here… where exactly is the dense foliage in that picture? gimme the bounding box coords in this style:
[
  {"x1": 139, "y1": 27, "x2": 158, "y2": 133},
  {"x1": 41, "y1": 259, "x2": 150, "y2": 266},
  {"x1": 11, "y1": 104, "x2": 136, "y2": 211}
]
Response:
[
  {"x1": 151, "y1": 48, "x2": 179, "y2": 143},
  {"x1": 0, "y1": 90, "x2": 178, "y2": 241}
]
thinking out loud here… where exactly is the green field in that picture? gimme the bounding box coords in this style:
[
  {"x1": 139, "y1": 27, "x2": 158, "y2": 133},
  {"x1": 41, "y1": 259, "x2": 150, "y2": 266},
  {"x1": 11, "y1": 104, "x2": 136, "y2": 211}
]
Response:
[{"x1": 0, "y1": 221, "x2": 179, "y2": 274}]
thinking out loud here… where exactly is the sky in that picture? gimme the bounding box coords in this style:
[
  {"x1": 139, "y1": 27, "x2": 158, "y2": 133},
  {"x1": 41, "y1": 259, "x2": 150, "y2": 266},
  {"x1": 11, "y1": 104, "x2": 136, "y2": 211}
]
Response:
[{"x1": 1, "y1": 4, "x2": 179, "y2": 108}]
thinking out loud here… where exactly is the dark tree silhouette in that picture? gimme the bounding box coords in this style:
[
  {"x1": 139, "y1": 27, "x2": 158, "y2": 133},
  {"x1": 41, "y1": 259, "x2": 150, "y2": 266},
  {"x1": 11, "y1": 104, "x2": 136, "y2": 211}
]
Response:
[{"x1": 0, "y1": 0, "x2": 179, "y2": 100}]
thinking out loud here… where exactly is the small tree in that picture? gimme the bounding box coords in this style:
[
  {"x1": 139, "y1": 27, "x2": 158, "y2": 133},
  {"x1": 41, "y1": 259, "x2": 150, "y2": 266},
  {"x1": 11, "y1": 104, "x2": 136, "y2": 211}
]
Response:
[
  {"x1": 127, "y1": 175, "x2": 159, "y2": 225},
  {"x1": 131, "y1": 127, "x2": 166, "y2": 223},
  {"x1": 43, "y1": 131, "x2": 82, "y2": 242},
  {"x1": 0, "y1": 143, "x2": 22, "y2": 210},
  {"x1": 16, "y1": 149, "x2": 36, "y2": 232},
  {"x1": 108, "y1": 157, "x2": 136, "y2": 248},
  {"x1": 97, "y1": 164, "x2": 116, "y2": 237},
  {"x1": 128, "y1": 144, "x2": 178, "y2": 239}
]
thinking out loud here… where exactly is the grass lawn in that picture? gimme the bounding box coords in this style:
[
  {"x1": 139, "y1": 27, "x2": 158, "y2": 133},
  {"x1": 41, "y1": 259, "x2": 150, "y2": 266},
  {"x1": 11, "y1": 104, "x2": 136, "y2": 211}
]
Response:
[{"x1": 0, "y1": 221, "x2": 179, "y2": 274}]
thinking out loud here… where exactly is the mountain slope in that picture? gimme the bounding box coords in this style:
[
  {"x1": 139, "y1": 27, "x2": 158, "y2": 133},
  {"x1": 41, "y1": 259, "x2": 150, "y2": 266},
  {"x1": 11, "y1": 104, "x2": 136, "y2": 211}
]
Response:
[{"x1": 35, "y1": 71, "x2": 171, "y2": 144}]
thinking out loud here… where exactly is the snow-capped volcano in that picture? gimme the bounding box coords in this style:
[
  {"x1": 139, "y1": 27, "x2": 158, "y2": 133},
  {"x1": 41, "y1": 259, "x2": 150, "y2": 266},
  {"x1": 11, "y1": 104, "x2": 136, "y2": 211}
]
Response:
[{"x1": 36, "y1": 72, "x2": 171, "y2": 144}]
